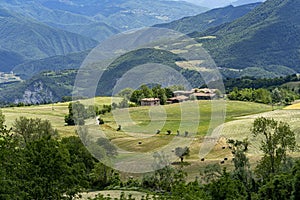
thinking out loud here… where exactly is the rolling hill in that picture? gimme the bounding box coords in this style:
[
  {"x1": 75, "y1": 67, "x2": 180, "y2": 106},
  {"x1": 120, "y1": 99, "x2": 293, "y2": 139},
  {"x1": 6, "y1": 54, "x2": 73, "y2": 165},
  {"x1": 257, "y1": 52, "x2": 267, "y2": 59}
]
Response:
[
  {"x1": 0, "y1": 7, "x2": 98, "y2": 72},
  {"x1": 195, "y1": 0, "x2": 300, "y2": 74},
  {"x1": 154, "y1": 3, "x2": 261, "y2": 34}
]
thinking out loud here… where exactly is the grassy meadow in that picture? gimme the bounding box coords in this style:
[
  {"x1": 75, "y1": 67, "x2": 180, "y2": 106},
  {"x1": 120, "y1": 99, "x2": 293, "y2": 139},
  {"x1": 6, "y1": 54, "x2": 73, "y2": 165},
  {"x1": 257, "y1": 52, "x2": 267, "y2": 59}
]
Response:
[{"x1": 2, "y1": 98, "x2": 300, "y2": 179}]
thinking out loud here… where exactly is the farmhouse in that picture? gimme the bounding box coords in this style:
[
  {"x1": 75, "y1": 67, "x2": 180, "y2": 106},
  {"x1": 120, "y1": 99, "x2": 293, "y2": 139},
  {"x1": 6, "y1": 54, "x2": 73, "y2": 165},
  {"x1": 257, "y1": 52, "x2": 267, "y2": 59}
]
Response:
[
  {"x1": 168, "y1": 88, "x2": 219, "y2": 104},
  {"x1": 173, "y1": 90, "x2": 193, "y2": 97},
  {"x1": 167, "y1": 95, "x2": 189, "y2": 104},
  {"x1": 194, "y1": 92, "x2": 216, "y2": 100},
  {"x1": 141, "y1": 98, "x2": 160, "y2": 106}
]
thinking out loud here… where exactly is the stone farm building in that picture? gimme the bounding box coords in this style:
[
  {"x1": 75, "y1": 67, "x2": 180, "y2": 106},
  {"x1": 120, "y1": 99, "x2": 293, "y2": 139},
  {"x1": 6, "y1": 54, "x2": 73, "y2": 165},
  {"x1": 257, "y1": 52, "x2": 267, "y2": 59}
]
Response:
[
  {"x1": 166, "y1": 95, "x2": 189, "y2": 104},
  {"x1": 167, "y1": 88, "x2": 218, "y2": 103},
  {"x1": 141, "y1": 98, "x2": 160, "y2": 106}
]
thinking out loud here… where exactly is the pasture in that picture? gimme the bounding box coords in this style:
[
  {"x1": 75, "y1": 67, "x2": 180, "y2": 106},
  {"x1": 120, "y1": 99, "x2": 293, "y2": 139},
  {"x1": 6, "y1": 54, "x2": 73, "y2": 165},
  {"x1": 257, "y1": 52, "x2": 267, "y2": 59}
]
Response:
[{"x1": 2, "y1": 98, "x2": 300, "y2": 179}]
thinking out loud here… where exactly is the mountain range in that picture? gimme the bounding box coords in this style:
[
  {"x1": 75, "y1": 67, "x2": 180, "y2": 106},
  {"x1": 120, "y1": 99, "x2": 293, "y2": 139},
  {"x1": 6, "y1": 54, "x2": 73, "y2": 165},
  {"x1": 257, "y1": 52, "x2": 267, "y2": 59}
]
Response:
[
  {"x1": 1, "y1": 0, "x2": 300, "y2": 104},
  {"x1": 195, "y1": 0, "x2": 300, "y2": 74},
  {"x1": 0, "y1": 0, "x2": 207, "y2": 41},
  {"x1": 154, "y1": 3, "x2": 261, "y2": 34},
  {"x1": 0, "y1": 7, "x2": 97, "y2": 72},
  {"x1": 182, "y1": 0, "x2": 265, "y2": 8}
]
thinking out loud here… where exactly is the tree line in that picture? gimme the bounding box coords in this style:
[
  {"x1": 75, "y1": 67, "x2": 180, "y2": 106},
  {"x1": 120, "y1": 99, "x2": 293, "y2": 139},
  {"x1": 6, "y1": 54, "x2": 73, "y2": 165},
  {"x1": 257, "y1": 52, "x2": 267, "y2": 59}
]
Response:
[{"x1": 228, "y1": 87, "x2": 298, "y2": 105}]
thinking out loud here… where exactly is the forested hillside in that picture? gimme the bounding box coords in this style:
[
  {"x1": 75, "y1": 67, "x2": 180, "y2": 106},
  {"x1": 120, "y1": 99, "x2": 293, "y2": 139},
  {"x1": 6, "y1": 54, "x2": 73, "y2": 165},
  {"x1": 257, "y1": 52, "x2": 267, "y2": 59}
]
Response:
[
  {"x1": 154, "y1": 3, "x2": 261, "y2": 34},
  {"x1": 196, "y1": 0, "x2": 300, "y2": 73}
]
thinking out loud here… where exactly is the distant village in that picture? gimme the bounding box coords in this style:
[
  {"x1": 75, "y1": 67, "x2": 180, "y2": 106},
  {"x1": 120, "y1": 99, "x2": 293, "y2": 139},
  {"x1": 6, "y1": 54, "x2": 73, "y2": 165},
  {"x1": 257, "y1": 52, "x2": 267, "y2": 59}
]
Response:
[{"x1": 141, "y1": 88, "x2": 219, "y2": 106}]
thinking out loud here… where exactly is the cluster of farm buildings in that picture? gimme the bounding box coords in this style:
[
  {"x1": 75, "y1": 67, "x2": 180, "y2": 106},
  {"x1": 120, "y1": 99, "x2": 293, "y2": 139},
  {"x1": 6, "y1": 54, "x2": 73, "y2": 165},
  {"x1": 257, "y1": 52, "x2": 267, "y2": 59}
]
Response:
[{"x1": 141, "y1": 88, "x2": 218, "y2": 106}]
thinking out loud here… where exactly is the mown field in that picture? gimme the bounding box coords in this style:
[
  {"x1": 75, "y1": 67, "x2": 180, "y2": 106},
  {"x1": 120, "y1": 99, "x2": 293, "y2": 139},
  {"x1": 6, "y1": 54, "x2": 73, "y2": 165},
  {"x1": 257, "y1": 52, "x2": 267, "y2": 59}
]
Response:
[
  {"x1": 1, "y1": 97, "x2": 120, "y2": 137},
  {"x1": 2, "y1": 97, "x2": 300, "y2": 178},
  {"x1": 2, "y1": 98, "x2": 300, "y2": 179}
]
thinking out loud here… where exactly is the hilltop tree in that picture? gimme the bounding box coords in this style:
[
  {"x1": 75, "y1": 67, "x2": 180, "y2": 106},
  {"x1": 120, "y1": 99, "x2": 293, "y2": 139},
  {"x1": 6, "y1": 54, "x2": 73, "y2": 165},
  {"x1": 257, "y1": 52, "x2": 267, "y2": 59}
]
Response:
[
  {"x1": 175, "y1": 146, "x2": 190, "y2": 163},
  {"x1": 65, "y1": 101, "x2": 87, "y2": 125},
  {"x1": 117, "y1": 88, "x2": 134, "y2": 100},
  {"x1": 152, "y1": 85, "x2": 167, "y2": 105},
  {"x1": 252, "y1": 117, "x2": 298, "y2": 179}
]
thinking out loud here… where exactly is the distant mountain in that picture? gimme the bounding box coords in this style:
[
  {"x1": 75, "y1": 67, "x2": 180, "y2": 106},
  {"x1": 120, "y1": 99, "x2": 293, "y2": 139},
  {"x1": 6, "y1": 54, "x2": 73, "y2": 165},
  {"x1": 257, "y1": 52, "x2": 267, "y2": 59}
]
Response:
[
  {"x1": 0, "y1": 7, "x2": 97, "y2": 72},
  {"x1": 194, "y1": 0, "x2": 300, "y2": 75},
  {"x1": 182, "y1": 0, "x2": 264, "y2": 8},
  {"x1": 0, "y1": 50, "x2": 25, "y2": 72},
  {"x1": 0, "y1": 0, "x2": 207, "y2": 36},
  {"x1": 12, "y1": 51, "x2": 89, "y2": 80},
  {"x1": 154, "y1": 3, "x2": 261, "y2": 34},
  {"x1": 232, "y1": 0, "x2": 266, "y2": 6}
]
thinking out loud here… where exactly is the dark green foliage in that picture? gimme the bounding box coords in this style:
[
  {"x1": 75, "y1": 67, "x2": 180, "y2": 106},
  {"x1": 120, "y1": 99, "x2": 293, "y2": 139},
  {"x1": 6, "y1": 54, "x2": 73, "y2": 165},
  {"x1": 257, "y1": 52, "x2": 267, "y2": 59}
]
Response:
[
  {"x1": 22, "y1": 137, "x2": 80, "y2": 199},
  {"x1": 228, "y1": 86, "x2": 298, "y2": 105},
  {"x1": 228, "y1": 87, "x2": 272, "y2": 104},
  {"x1": 65, "y1": 101, "x2": 88, "y2": 125},
  {"x1": 207, "y1": 170, "x2": 248, "y2": 200},
  {"x1": 13, "y1": 116, "x2": 58, "y2": 144},
  {"x1": 13, "y1": 50, "x2": 90, "y2": 79},
  {"x1": 117, "y1": 88, "x2": 134, "y2": 100},
  {"x1": 60, "y1": 136, "x2": 96, "y2": 188},
  {"x1": 228, "y1": 139, "x2": 254, "y2": 198},
  {"x1": 292, "y1": 160, "x2": 300, "y2": 199},
  {"x1": 129, "y1": 85, "x2": 173, "y2": 105},
  {"x1": 0, "y1": 111, "x2": 26, "y2": 199},
  {"x1": 175, "y1": 146, "x2": 190, "y2": 163},
  {"x1": 211, "y1": 74, "x2": 300, "y2": 92},
  {"x1": 97, "y1": 48, "x2": 187, "y2": 96},
  {"x1": 0, "y1": 112, "x2": 90, "y2": 199},
  {"x1": 252, "y1": 117, "x2": 298, "y2": 179},
  {"x1": 196, "y1": 0, "x2": 300, "y2": 74},
  {"x1": 258, "y1": 173, "x2": 294, "y2": 200},
  {"x1": 98, "y1": 105, "x2": 112, "y2": 115},
  {"x1": 90, "y1": 162, "x2": 121, "y2": 190}
]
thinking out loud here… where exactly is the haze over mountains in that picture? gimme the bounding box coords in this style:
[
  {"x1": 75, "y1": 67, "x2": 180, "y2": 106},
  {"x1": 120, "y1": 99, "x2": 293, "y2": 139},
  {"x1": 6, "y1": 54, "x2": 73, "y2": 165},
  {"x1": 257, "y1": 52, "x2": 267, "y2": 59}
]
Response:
[
  {"x1": 154, "y1": 3, "x2": 261, "y2": 34},
  {"x1": 0, "y1": 7, "x2": 97, "y2": 72},
  {"x1": 182, "y1": 0, "x2": 265, "y2": 8},
  {"x1": 0, "y1": 0, "x2": 207, "y2": 71},
  {"x1": 0, "y1": 0, "x2": 207, "y2": 41}
]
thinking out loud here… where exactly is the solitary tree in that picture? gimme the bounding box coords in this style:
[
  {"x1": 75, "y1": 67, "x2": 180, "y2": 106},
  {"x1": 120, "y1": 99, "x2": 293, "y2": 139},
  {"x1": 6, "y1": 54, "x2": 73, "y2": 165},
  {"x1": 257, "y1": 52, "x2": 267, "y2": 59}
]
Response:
[
  {"x1": 252, "y1": 117, "x2": 298, "y2": 179},
  {"x1": 175, "y1": 146, "x2": 190, "y2": 163},
  {"x1": 65, "y1": 102, "x2": 87, "y2": 125}
]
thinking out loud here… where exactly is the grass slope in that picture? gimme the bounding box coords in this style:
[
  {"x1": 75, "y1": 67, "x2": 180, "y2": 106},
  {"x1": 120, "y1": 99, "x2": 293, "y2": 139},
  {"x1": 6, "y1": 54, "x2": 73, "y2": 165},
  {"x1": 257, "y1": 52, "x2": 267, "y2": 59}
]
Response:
[{"x1": 3, "y1": 98, "x2": 298, "y2": 178}]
